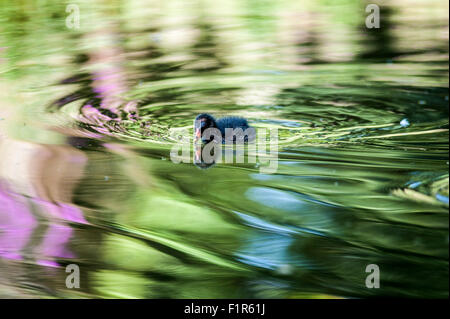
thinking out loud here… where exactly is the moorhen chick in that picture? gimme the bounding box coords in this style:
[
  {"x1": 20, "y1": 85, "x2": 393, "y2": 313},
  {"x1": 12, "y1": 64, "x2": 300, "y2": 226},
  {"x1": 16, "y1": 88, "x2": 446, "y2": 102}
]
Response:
[{"x1": 194, "y1": 113, "x2": 255, "y2": 144}]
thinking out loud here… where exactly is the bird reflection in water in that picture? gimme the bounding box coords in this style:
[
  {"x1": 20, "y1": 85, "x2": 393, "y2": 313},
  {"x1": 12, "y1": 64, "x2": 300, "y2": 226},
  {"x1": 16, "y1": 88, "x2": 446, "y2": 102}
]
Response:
[{"x1": 194, "y1": 143, "x2": 219, "y2": 170}]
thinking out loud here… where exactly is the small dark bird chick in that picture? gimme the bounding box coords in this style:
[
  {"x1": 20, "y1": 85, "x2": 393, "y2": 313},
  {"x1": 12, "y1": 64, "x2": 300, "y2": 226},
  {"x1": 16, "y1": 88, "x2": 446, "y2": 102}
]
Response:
[{"x1": 194, "y1": 113, "x2": 255, "y2": 144}]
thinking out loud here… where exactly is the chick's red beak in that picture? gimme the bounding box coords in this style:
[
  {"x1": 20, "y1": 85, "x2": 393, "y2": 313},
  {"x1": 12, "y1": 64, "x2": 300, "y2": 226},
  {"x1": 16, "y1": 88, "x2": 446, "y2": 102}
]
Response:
[{"x1": 195, "y1": 128, "x2": 201, "y2": 140}]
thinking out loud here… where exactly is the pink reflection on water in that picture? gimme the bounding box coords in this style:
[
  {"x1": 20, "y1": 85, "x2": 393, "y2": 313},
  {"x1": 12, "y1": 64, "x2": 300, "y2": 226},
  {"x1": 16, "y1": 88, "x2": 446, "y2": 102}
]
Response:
[
  {"x1": 0, "y1": 183, "x2": 85, "y2": 266},
  {"x1": 76, "y1": 23, "x2": 141, "y2": 135},
  {"x1": 0, "y1": 185, "x2": 37, "y2": 260},
  {"x1": 35, "y1": 223, "x2": 75, "y2": 267},
  {"x1": 31, "y1": 197, "x2": 87, "y2": 225}
]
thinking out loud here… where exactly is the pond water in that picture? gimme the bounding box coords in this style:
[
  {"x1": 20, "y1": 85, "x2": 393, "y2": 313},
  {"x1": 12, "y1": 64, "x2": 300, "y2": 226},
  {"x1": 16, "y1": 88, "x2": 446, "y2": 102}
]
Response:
[{"x1": 0, "y1": 0, "x2": 448, "y2": 298}]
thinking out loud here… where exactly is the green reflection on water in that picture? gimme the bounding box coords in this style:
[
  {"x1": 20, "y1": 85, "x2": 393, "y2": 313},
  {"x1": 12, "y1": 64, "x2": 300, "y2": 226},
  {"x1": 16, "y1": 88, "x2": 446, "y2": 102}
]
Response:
[{"x1": 0, "y1": 0, "x2": 448, "y2": 298}]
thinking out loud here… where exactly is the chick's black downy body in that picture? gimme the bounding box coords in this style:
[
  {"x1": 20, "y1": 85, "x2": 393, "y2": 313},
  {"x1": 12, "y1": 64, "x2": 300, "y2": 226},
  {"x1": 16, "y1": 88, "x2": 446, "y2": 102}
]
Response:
[{"x1": 194, "y1": 113, "x2": 255, "y2": 143}]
